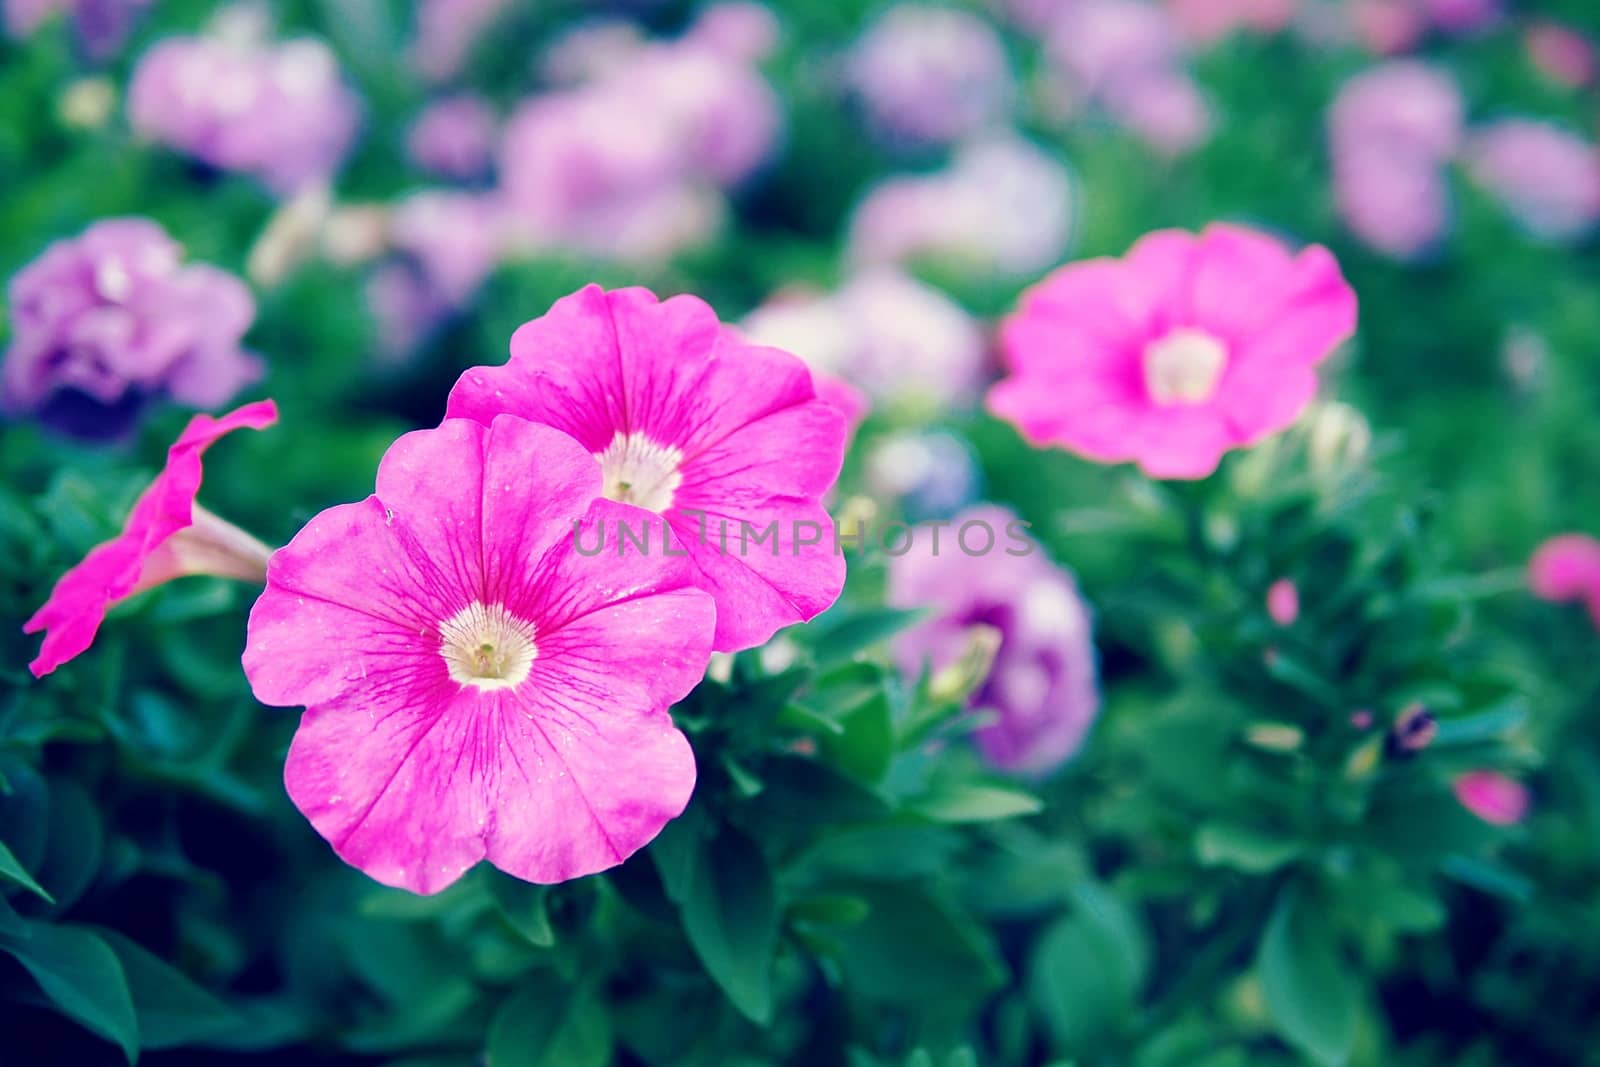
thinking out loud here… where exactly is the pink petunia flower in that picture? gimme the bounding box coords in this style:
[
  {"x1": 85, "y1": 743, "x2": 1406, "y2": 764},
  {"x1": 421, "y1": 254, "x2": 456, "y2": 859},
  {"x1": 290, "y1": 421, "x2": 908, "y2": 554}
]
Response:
[
  {"x1": 243, "y1": 416, "x2": 715, "y2": 894},
  {"x1": 989, "y1": 224, "x2": 1357, "y2": 479},
  {"x1": 1525, "y1": 22, "x2": 1597, "y2": 89},
  {"x1": 1529, "y1": 533, "x2": 1600, "y2": 629},
  {"x1": 447, "y1": 285, "x2": 847, "y2": 653},
  {"x1": 24, "y1": 399, "x2": 278, "y2": 678},
  {"x1": 1453, "y1": 771, "x2": 1530, "y2": 826}
]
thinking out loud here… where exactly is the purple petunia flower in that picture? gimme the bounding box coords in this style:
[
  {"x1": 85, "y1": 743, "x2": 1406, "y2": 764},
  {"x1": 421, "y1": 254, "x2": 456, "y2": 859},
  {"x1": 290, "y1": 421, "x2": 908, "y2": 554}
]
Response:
[
  {"x1": 890, "y1": 504, "x2": 1100, "y2": 776},
  {"x1": 2, "y1": 218, "x2": 260, "y2": 439}
]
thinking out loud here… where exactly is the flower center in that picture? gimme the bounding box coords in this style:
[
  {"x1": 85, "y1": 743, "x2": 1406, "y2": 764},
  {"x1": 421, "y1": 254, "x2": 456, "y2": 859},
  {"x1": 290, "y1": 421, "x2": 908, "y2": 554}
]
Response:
[
  {"x1": 596, "y1": 431, "x2": 683, "y2": 512},
  {"x1": 438, "y1": 601, "x2": 537, "y2": 690},
  {"x1": 1142, "y1": 328, "x2": 1229, "y2": 406}
]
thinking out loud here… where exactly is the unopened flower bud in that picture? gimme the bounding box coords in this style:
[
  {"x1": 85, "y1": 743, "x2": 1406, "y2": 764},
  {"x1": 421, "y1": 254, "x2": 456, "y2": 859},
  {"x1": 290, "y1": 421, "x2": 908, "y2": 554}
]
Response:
[
  {"x1": 928, "y1": 624, "x2": 1002, "y2": 705},
  {"x1": 1305, "y1": 401, "x2": 1372, "y2": 474},
  {"x1": 58, "y1": 78, "x2": 116, "y2": 130},
  {"x1": 1388, "y1": 702, "x2": 1436, "y2": 755},
  {"x1": 1267, "y1": 578, "x2": 1299, "y2": 626},
  {"x1": 1246, "y1": 722, "x2": 1304, "y2": 752}
]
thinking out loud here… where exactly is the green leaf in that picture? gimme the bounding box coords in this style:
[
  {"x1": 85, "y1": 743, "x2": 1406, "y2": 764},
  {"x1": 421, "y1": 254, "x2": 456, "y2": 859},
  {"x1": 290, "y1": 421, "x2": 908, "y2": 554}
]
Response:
[
  {"x1": 36, "y1": 778, "x2": 103, "y2": 912},
  {"x1": 909, "y1": 784, "x2": 1043, "y2": 824},
  {"x1": 0, "y1": 920, "x2": 138, "y2": 1062},
  {"x1": 1195, "y1": 822, "x2": 1303, "y2": 874},
  {"x1": 486, "y1": 978, "x2": 611, "y2": 1067},
  {"x1": 674, "y1": 827, "x2": 780, "y2": 1024},
  {"x1": 831, "y1": 884, "x2": 1006, "y2": 1009},
  {"x1": 807, "y1": 607, "x2": 925, "y2": 668},
  {"x1": 0, "y1": 837, "x2": 54, "y2": 903},
  {"x1": 98, "y1": 930, "x2": 242, "y2": 1049},
  {"x1": 486, "y1": 874, "x2": 555, "y2": 948},
  {"x1": 1257, "y1": 890, "x2": 1358, "y2": 1067},
  {"x1": 1029, "y1": 883, "x2": 1149, "y2": 1049},
  {"x1": 1431, "y1": 700, "x2": 1527, "y2": 746},
  {"x1": 818, "y1": 690, "x2": 895, "y2": 784}
]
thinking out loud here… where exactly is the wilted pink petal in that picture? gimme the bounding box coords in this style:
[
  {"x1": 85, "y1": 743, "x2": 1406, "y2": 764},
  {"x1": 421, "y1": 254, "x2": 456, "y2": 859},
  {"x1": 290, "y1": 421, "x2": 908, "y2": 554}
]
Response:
[
  {"x1": 244, "y1": 416, "x2": 714, "y2": 893},
  {"x1": 447, "y1": 285, "x2": 847, "y2": 652},
  {"x1": 989, "y1": 224, "x2": 1356, "y2": 479},
  {"x1": 1454, "y1": 771, "x2": 1530, "y2": 826},
  {"x1": 24, "y1": 399, "x2": 278, "y2": 678}
]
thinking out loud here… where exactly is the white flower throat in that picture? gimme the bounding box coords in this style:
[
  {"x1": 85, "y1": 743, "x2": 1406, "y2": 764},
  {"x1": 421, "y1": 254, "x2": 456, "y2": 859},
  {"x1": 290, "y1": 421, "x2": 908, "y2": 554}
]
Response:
[
  {"x1": 1142, "y1": 327, "x2": 1229, "y2": 406},
  {"x1": 439, "y1": 601, "x2": 537, "y2": 689},
  {"x1": 596, "y1": 431, "x2": 684, "y2": 512}
]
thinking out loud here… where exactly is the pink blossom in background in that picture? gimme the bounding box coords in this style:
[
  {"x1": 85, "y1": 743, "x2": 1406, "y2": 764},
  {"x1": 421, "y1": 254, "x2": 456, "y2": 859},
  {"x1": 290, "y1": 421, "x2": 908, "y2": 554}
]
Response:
[
  {"x1": 1328, "y1": 61, "x2": 1464, "y2": 162},
  {"x1": 990, "y1": 224, "x2": 1357, "y2": 479},
  {"x1": 388, "y1": 191, "x2": 507, "y2": 307},
  {"x1": 24, "y1": 399, "x2": 277, "y2": 678},
  {"x1": 1529, "y1": 533, "x2": 1600, "y2": 629},
  {"x1": 845, "y1": 4, "x2": 1014, "y2": 148},
  {"x1": 1453, "y1": 771, "x2": 1530, "y2": 826},
  {"x1": 688, "y1": 1, "x2": 779, "y2": 62},
  {"x1": 848, "y1": 136, "x2": 1075, "y2": 278},
  {"x1": 2, "y1": 218, "x2": 260, "y2": 440},
  {"x1": 365, "y1": 191, "x2": 507, "y2": 363},
  {"x1": 890, "y1": 505, "x2": 1099, "y2": 776},
  {"x1": 244, "y1": 417, "x2": 714, "y2": 893},
  {"x1": 1347, "y1": 0, "x2": 1425, "y2": 55},
  {"x1": 740, "y1": 270, "x2": 986, "y2": 411},
  {"x1": 407, "y1": 95, "x2": 498, "y2": 181},
  {"x1": 1327, "y1": 61, "x2": 1463, "y2": 259},
  {"x1": 412, "y1": 0, "x2": 509, "y2": 83},
  {"x1": 499, "y1": 12, "x2": 779, "y2": 263},
  {"x1": 1267, "y1": 578, "x2": 1299, "y2": 625},
  {"x1": 1333, "y1": 146, "x2": 1453, "y2": 260},
  {"x1": 447, "y1": 285, "x2": 847, "y2": 652},
  {"x1": 1466, "y1": 121, "x2": 1600, "y2": 244},
  {"x1": 128, "y1": 33, "x2": 361, "y2": 195},
  {"x1": 1421, "y1": 0, "x2": 1499, "y2": 34},
  {"x1": 1165, "y1": 0, "x2": 1294, "y2": 44},
  {"x1": 1040, "y1": 0, "x2": 1210, "y2": 155},
  {"x1": 1525, "y1": 22, "x2": 1596, "y2": 89}
]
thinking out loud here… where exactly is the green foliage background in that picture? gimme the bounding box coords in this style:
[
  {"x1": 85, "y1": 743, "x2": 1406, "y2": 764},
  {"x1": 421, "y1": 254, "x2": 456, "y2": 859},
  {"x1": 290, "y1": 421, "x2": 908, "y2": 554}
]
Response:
[{"x1": 3, "y1": 1, "x2": 1600, "y2": 1065}]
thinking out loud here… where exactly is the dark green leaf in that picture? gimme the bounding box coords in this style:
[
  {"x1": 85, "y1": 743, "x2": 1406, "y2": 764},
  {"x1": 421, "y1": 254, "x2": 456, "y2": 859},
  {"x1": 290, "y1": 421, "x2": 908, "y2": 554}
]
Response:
[
  {"x1": 0, "y1": 837, "x2": 54, "y2": 903},
  {"x1": 1257, "y1": 890, "x2": 1357, "y2": 1067},
  {"x1": 0, "y1": 920, "x2": 138, "y2": 1062},
  {"x1": 486, "y1": 977, "x2": 611, "y2": 1067},
  {"x1": 909, "y1": 784, "x2": 1043, "y2": 824},
  {"x1": 98, "y1": 929, "x2": 243, "y2": 1049},
  {"x1": 1195, "y1": 822, "x2": 1303, "y2": 874},
  {"x1": 674, "y1": 827, "x2": 779, "y2": 1024}
]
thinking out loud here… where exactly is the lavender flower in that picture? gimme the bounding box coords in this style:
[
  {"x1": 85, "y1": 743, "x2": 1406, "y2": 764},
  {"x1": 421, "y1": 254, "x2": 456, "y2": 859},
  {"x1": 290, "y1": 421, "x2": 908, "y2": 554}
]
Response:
[
  {"x1": 407, "y1": 95, "x2": 498, "y2": 181},
  {"x1": 4, "y1": 0, "x2": 150, "y2": 58},
  {"x1": 2, "y1": 218, "x2": 259, "y2": 439},
  {"x1": 848, "y1": 136, "x2": 1075, "y2": 277},
  {"x1": 128, "y1": 32, "x2": 361, "y2": 195},
  {"x1": 890, "y1": 505, "x2": 1100, "y2": 776},
  {"x1": 1467, "y1": 120, "x2": 1600, "y2": 243},
  {"x1": 845, "y1": 4, "x2": 1014, "y2": 148}
]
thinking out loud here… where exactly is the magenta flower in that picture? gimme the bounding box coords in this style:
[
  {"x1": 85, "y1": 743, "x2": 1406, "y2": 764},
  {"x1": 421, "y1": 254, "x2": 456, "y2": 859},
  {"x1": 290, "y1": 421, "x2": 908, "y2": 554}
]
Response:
[
  {"x1": 243, "y1": 417, "x2": 714, "y2": 894},
  {"x1": 1165, "y1": 0, "x2": 1294, "y2": 44},
  {"x1": 407, "y1": 95, "x2": 498, "y2": 181},
  {"x1": 412, "y1": 0, "x2": 509, "y2": 82},
  {"x1": 1453, "y1": 771, "x2": 1530, "y2": 826},
  {"x1": 1529, "y1": 533, "x2": 1600, "y2": 629},
  {"x1": 989, "y1": 224, "x2": 1357, "y2": 479},
  {"x1": 889, "y1": 505, "x2": 1099, "y2": 776},
  {"x1": 845, "y1": 4, "x2": 1014, "y2": 148},
  {"x1": 2, "y1": 218, "x2": 260, "y2": 440},
  {"x1": 447, "y1": 285, "x2": 847, "y2": 653},
  {"x1": 25, "y1": 399, "x2": 277, "y2": 678},
  {"x1": 128, "y1": 34, "x2": 360, "y2": 195},
  {"x1": 1466, "y1": 121, "x2": 1600, "y2": 244}
]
